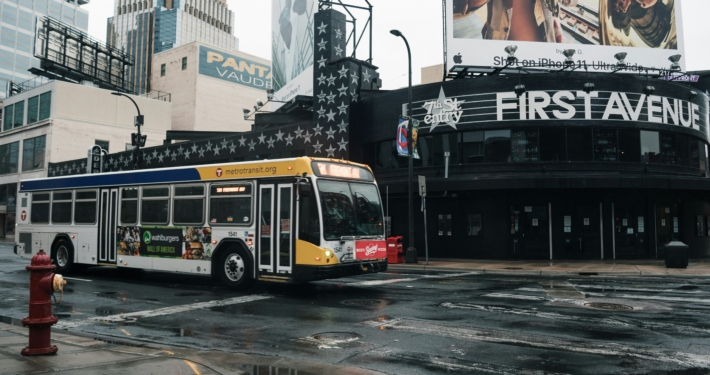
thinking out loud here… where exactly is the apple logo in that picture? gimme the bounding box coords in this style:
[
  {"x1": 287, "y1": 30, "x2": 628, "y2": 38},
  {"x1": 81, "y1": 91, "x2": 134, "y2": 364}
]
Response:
[{"x1": 453, "y1": 53, "x2": 463, "y2": 64}]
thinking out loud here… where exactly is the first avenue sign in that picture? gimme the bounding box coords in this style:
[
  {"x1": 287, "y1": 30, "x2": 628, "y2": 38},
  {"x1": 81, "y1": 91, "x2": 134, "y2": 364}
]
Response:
[{"x1": 418, "y1": 87, "x2": 708, "y2": 135}]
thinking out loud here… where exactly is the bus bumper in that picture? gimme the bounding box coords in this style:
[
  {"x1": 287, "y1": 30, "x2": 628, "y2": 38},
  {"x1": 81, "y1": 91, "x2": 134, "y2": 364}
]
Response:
[{"x1": 293, "y1": 260, "x2": 388, "y2": 281}]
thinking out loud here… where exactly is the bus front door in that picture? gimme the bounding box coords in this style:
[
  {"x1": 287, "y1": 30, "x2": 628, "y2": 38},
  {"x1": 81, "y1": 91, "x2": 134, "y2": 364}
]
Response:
[
  {"x1": 99, "y1": 189, "x2": 118, "y2": 264},
  {"x1": 258, "y1": 183, "x2": 293, "y2": 275}
]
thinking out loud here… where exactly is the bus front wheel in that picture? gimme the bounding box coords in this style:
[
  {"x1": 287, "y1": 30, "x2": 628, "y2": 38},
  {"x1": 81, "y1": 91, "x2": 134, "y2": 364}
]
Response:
[
  {"x1": 51, "y1": 239, "x2": 74, "y2": 274},
  {"x1": 218, "y1": 248, "x2": 254, "y2": 290}
]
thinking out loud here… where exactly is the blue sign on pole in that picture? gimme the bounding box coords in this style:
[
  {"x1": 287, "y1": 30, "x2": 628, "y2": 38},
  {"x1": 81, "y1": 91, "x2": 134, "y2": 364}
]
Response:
[{"x1": 198, "y1": 46, "x2": 272, "y2": 90}]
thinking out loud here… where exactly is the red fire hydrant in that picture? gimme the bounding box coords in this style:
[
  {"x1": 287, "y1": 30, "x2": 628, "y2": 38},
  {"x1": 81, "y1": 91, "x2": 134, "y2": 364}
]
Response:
[{"x1": 21, "y1": 249, "x2": 67, "y2": 356}]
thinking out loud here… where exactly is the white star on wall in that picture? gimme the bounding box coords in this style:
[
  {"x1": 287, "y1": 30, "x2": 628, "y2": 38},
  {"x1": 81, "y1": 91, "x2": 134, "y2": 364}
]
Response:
[
  {"x1": 334, "y1": 45, "x2": 343, "y2": 57},
  {"x1": 326, "y1": 126, "x2": 336, "y2": 140},
  {"x1": 326, "y1": 145, "x2": 336, "y2": 157},
  {"x1": 326, "y1": 92, "x2": 336, "y2": 104},
  {"x1": 338, "y1": 65, "x2": 349, "y2": 78},
  {"x1": 294, "y1": 126, "x2": 304, "y2": 138},
  {"x1": 337, "y1": 119, "x2": 348, "y2": 133},
  {"x1": 337, "y1": 83, "x2": 348, "y2": 97},
  {"x1": 317, "y1": 73, "x2": 327, "y2": 86},
  {"x1": 317, "y1": 22, "x2": 328, "y2": 34},
  {"x1": 362, "y1": 69, "x2": 372, "y2": 82},
  {"x1": 275, "y1": 129, "x2": 285, "y2": 141},
  {"x1": 303, "y1": 131, "x2": 313, "y2": 144},
  {"x1": 351, "y1": 89, "x2": 359, "y2": 102},
  {"x1": 248, "y1": 140, "x2": 256, "y2": 151},
  {"x1": 258, "y1": 133, "x2": 266, "y2": 144},
  {"x1": 326, "y1": 109, "x2": 336, "y2": 122},
  {"x1": 337, "y1": 101, "x2": 348, "y2": 114},
  {"x1": 238, "y1": 136, "x2": 246, "y2": 147},
  {"x1": 351, "y1": 72, "x2": 359, "y2": 85},
  {"x1": 285, "y1": 133, "x2": 295, "y2": 146},
  {"x1": 317, "y1": 106, "x2": 326, "y2": 119},
  {"x1": 314, "y1": 124, "x2": 323, "y2": 136},
  {"x1": 317, "y1": 56, "x2": 327, "y2": 68},
  {"x1": 335, "y1": 27, "x2": 343, "y2": 39},
  {"x1": 317, "y1": 38, "x2": 328, "y2": 51},
  {"x1": 317, "y1": 92, "x2": 326, "y2": 103},
  {"x1": 267, "y1": 137, "x2": 275, "y2": 148},
  {"x1": 338, "y1": 137, "x2": 349, "y2": 151},
  {"x1": 313, "y1": 141, "x2": 323, "y2": 153},
  {"x1": 212, "y1": 147, "x2": 220, "y2": 156},
  {"x1": 327, "y1": 74, "x2": 336, "y2": 86}
]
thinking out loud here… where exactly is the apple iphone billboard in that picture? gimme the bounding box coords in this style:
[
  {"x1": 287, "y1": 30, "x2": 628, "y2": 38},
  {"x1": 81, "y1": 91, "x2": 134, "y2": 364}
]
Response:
[
  {"x1": 447, "y1": 0, "x2": 685, "y2": 72},
  {"x1": 271, "y1": 0, "x2": 316, "y2": 108}
]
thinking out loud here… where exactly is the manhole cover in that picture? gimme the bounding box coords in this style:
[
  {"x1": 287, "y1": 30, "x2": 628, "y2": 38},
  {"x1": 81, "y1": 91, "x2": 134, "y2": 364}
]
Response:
[
  {"x1": 585, "y1": 302, "x2": 633, "y2": 311},
  {"x1": 174, "y1": 292, "x2": 206, "y2": 297},
  {"x1": 341, "y1": 299, "x2": 382, "y2": 306},
  {"x1": 311, "y1": 332, "x2": 361, "y2": 344}
]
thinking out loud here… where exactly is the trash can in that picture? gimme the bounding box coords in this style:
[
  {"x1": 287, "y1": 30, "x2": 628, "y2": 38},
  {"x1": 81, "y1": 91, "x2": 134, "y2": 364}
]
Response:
[
  {"x1": 387, "y1": 236, "x2": 404, "y2": 264},
  {"x1": 665, "y1": 241, "x2": 689, "y2": 269}
]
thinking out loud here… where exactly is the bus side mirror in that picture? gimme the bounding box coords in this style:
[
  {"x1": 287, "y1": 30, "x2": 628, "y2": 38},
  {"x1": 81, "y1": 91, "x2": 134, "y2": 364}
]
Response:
[{"x1": 298, "y1": 182, "x2": 312, "y2": 195}]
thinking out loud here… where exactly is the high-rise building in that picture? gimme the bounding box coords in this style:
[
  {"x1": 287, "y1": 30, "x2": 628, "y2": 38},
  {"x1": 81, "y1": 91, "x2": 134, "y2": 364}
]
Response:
[
  {"x1": 107, "y1": 0, "x2": 238, "y2": 95},
  {"x1": 0, "y1": 0, "x2": 89, "y2": 99}
]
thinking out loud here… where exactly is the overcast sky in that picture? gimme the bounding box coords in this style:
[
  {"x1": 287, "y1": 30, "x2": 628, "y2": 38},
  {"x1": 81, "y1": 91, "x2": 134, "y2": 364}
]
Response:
[{"x1": 86, "y1": 1, "x2": 709, "y2": 90}]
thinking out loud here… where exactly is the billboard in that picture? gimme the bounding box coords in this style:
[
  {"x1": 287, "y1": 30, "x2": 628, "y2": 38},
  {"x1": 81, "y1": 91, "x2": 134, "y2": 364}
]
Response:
[
  {"x1": 271, "y1": 0, "x2": 316, "y2": 105},
  {"x1": 446, "y1": 0, "x2": 685, "y2": 72},
  {"x1": 199, "y1": 46, "x2": 272, "y2": 90}
]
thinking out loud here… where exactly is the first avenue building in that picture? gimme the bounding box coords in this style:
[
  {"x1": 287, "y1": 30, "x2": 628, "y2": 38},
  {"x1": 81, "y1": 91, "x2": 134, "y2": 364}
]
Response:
[{"x1": 48, "y1": 8, "x2": 710, "y2": 261}]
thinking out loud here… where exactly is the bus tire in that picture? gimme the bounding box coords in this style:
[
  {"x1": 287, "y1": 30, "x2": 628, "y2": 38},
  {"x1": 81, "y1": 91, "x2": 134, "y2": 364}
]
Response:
[
  {"x1": 51, "y1": 239, "x2": 74, "y2": 274},
  {"x1": 218, "y1": 247, "x2": 254, "y2": 290}
]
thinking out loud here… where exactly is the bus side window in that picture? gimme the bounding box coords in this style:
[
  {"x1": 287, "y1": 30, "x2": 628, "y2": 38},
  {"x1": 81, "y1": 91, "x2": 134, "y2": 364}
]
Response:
[
  {"x1": 120, "y1": 187, "x2": 139, "y2": 225},
  {"x1": 141, "y1": 187, "x2": 170, "y2": 225},
  {"x1": 173, "y1": 185, "x2": 204, "y2": 225},
  {"x1": 209, "y1": 183, "x2": 252, "y2": 225},
  {"x1": 298, "y1": 186, "x2": 320, "y2": 246},
  {"x1": 31, "y1": 193, "x2": 50, "y2": 224},
  {"x1": 51, "y1": 191, "x2": 72, "y2": 224},
  {"x1": 74, "y1": 190, "x2": 97, "y2": 224}
]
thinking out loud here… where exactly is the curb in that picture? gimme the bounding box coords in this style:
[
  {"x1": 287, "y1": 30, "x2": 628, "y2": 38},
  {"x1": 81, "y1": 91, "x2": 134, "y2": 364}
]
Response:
[{"x1": 386, "y1": 265, "x2": 710, "y2": 277}]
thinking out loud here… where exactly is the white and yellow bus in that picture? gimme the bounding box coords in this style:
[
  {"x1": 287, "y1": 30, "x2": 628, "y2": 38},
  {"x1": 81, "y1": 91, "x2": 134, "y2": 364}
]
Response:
[{"x1": 14, "y1": 157, "x2": 387, "y2": 289}]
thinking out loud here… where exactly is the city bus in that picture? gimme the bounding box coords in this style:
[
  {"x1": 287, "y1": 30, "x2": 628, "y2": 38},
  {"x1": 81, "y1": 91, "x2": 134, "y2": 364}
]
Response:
[{"x1": 14, "y1": 157, "x2": 387, "y2": 289}]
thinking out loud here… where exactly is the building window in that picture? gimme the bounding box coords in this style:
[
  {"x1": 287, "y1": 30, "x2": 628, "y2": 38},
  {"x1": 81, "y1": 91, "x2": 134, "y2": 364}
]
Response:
[
  {"x1": 511, "y1": 130, "x2": 539, "y2": 162},
  {"x1": 484, "y1": 130, "x2": 511, "y2": 163},
  {"x1": 22, "y1": 135, "x2": 46, "y2": 171},
  {"x1": 593, "y1": 129, "x2": 617, "y2": 162},
  {"x1": 567, "y1": 128, "x2": 593, "y2": 162},
  {"x1": 540, "y1": 128, "x2": 566, "y2": 161},
  {"x1": 375, "y1": 140, "x2": 399, "y2": 170},
  {"x1": 0, "y1": 142, "x2": 19, "y2": 175},
  {"x1": 461, "y1": 131, "x2": 484, "y2": 164},
  {"x1": 467, "y1": 214, "x2": 482, "y2": 236},
  {"x1": 38, "y1": 92, "x2": 51, "y2": 121},
  {"x1": 660, "y1": 133, "x2": 676, "y2": 165},
  {"x1": 94, "y1": 140, "x2": 109, "y2": 152},
  {"x1": 695, "y1": 215, "x2": 707, "y2": 237},
  {"x1": 3, "y1": 105, "x2": 13, "y2": 131},
  {"x1": 182, "y1": 57, "x2": 187, "y2": 70},
  {"x1": 618, "y1": 129, "x2": 640, "y2": 163},
  {"x1": 27, "y1": 96, "x2": 39, "y2": 124},
  {"x1": 640, "y1": 130, "x2": 660, "y2": 163},
  {"x1": 689, "y1": 137, "x2": 700, "y2": 169},
  {"x1": 160, "y1": 63, "x2": 166, "y2": 76},
  {"x1": 438, "y1": 214, "x2": 452, "y2": 236}
]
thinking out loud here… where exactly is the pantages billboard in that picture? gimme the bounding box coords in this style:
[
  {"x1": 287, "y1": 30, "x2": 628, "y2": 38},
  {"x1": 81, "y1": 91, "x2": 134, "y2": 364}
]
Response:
[
  {"x1": 446, "y1": 0, "x2": 685, "y2": 72},
  {"x1": 414, "y1": 86, "x2": 709, "y2": 140}
]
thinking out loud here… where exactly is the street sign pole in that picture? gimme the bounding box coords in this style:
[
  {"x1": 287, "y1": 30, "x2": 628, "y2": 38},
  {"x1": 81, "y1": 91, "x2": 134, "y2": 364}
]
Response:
[{"x1": 419, "y1": 176, "x2": 428, "y2": 265}]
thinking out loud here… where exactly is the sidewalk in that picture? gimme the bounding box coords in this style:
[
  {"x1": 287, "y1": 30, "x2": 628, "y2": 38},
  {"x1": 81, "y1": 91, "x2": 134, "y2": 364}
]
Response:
[
  {"x1": 387, "y1": 258, "x2": 710, "y2": 277},
  {"x1": 0, "y1": 322, "x2": 384, "y2": 375}
]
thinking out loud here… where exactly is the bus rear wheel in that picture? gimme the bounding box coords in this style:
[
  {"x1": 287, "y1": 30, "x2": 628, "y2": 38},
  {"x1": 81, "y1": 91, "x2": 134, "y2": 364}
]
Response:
[
  {"x1": 51, "y1": 239, "x2": 74, "y2": 274},
  {"x1": 218, "y1": 248, "x2": 254, "y2": 290}
]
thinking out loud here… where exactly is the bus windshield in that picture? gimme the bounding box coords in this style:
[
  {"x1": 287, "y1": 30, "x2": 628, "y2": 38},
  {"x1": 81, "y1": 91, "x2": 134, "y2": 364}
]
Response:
[{"x1": 317, "y1": 180, "x2": 384, "y2": 240}]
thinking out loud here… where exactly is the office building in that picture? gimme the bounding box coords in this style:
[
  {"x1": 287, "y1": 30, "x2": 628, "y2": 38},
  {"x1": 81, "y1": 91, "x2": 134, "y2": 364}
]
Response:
[
  {"x1": 0, "y1": 0, "x2": 89, "y2": 99},
  {"x1": 106, "y1": 0, "x2": 238, "y2": 95}
]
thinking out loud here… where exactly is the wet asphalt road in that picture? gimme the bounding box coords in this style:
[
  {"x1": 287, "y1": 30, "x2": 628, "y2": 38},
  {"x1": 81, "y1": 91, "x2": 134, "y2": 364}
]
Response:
[{"x1": 1, "y1": 245, "x2": 710, "y2": 375}]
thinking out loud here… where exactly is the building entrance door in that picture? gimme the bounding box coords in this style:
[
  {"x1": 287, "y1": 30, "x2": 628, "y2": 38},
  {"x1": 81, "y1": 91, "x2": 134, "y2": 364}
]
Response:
[
  {"x1": 510, "y1": 205, "x2": 549, "y2": 259},
  {"x1": 656, "y1": 205, "x2": 680, "y2": 259},
  {"x1": 614, "y1": 205, "x2": 649, "y2": 259},
  {"x1": 561, "y1": 203, "x2": 601, "y2": 259}
]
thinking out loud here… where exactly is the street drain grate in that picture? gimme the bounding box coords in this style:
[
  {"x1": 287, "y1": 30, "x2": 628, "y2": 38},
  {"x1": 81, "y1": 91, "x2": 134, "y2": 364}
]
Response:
[
  {"x1": 311, "y1": 332, "x2": 361, "y2": 344},
  {"x1": 341, "y1": 299, "x2": 382, "y2": 306},
  {"x1": 585, "y1": 302, "x2": 633, "y2": 311},
  {"x1": 174, "y1": 292, "x2": 206, "y2": 297}
]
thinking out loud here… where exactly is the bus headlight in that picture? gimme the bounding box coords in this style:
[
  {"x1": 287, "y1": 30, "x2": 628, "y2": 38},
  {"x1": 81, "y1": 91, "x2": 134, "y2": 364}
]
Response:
[{"x1": 325, "y1": 250, "x2": 331, "y2": 258}]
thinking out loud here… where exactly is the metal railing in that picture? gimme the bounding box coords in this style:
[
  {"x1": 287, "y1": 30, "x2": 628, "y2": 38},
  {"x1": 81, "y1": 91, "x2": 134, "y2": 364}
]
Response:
[{"x1": 141, "y1": 90, "x2": 172, "y2": 102}]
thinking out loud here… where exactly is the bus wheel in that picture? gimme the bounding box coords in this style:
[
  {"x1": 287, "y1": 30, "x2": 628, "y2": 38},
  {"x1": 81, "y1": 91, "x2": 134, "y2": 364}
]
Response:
[
  {"x1": 218, "y1": 248, "x2": 254, "y2": 290},
  {"x1": 52, "y1": 239, "x2": 74, "y2": 274}
]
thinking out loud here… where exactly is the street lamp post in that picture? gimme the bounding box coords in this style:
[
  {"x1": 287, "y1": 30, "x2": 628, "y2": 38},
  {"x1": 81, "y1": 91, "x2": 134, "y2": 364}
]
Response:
[
  {"x1": 390, "y1": 29, "x2": 417, "y2": 263},
  {"x1": 112, "y1": 92, "x2": 146, "y2": 169}
]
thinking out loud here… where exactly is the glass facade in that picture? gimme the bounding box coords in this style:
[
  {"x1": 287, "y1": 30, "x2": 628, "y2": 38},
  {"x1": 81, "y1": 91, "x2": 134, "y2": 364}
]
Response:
[
  {"x1": 371, "y1": 128, "x2": 710, "y2": 171},
  {"x1": 0, "y1": 0, "x2": 88, "y2": 99},
  {"x1": 107, "y1": 0, "x2": 238, "y2": 94},
  {"x1": 22, "y1": 135, "x2": 45, "y2": 171}
]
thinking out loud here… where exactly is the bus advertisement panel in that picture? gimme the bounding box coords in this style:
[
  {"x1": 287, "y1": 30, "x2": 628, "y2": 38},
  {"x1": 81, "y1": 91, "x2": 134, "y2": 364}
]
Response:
[{"x1": 446, "y1": 0, "x2": 685, "y2": 72}]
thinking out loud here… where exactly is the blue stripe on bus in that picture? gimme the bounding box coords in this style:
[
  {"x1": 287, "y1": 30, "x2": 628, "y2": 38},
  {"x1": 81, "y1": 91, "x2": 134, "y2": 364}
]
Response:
[{"x1": 20, "y1": 168, "x2": 202, "y2": 191}]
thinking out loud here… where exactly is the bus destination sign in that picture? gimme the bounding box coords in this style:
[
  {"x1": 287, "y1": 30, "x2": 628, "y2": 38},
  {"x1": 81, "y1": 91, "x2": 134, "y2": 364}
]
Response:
[{"x1": 312, "y1": 162, "x2": 374, "y2": 181}]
